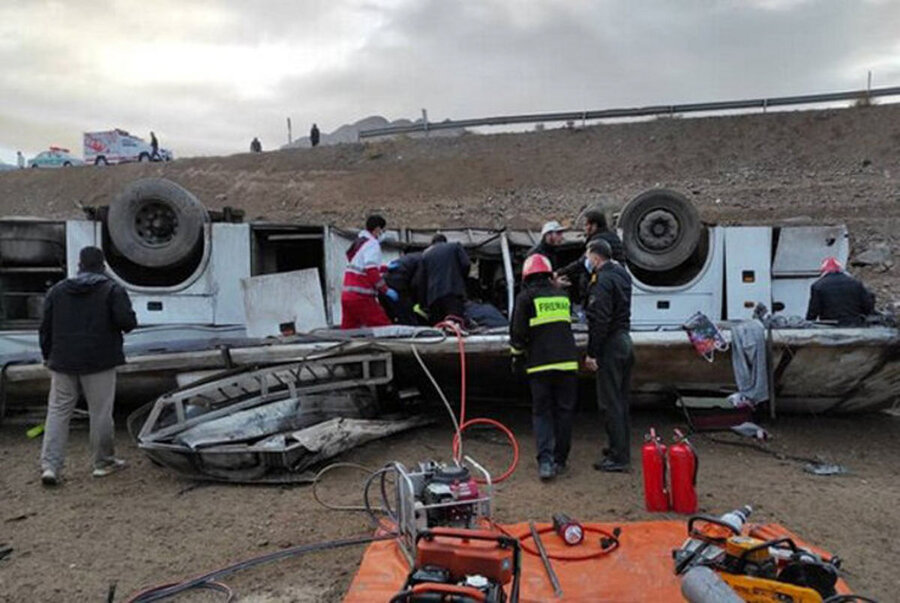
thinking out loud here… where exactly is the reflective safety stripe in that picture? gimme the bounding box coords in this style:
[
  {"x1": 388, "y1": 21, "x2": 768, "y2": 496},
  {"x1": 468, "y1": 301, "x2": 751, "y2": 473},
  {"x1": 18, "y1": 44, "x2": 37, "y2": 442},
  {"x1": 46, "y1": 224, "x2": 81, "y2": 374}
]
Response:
[
  {"x1": 510, "y1": 347, "x2": 525, "y2": 356},
  {"x1": 527, "y1": 361, "x2": 579, "y2": 374},
  {"x1": 529, "y1": 295, "x2": 571, "y2": 327}
]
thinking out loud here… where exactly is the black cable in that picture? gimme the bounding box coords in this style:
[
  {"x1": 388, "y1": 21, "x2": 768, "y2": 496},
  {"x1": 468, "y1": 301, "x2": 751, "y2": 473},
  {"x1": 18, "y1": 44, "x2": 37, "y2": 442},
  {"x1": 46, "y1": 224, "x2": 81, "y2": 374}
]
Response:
[
  {"x1": 698, "y1": 432, "x2": 823, "y2": 465},
  {"x1": 127, "y1": 533, "x2": 395, "y2": 602},
  {"x1": 680, "y1": 403, "x2": 823, "y2": 465}
]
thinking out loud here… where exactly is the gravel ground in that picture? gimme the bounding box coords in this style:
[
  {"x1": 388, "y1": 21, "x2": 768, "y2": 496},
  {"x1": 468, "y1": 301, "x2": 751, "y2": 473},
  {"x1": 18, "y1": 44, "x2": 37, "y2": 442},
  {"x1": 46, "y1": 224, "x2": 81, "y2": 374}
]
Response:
[{"x1": 1, "y1": 405, "x2": 898, "y2": 602}]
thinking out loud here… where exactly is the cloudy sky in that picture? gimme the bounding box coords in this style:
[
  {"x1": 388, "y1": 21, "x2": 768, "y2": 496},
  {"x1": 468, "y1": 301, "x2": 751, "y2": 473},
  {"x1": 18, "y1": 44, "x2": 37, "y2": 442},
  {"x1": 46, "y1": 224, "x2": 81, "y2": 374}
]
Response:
[{"x1": 1, "y1": 0, "x2": 898, "y2": 164}]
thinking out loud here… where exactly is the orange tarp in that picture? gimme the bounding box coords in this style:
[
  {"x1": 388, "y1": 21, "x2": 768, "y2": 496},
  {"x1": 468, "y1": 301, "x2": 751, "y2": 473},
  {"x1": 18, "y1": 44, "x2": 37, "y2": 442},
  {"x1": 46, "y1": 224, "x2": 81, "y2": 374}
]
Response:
[{"x1": 343, "y1": 521, "x2": 850, "y2": 602}]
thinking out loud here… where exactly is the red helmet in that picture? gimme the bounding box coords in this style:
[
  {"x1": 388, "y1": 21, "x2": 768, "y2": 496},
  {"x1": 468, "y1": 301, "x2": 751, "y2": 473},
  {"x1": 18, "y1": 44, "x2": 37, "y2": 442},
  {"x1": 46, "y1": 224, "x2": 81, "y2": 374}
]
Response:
[
  {"x1": 820, "y1": 257, "x2": 843, "y2": 274},
  {"x1": 523, "y1": 254, "x2": 553, "y2": 278}
]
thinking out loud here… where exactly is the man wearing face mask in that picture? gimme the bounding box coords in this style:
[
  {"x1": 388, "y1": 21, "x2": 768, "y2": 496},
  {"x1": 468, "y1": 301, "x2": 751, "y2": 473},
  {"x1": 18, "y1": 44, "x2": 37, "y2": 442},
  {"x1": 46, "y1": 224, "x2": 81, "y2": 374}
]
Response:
[
  {"x1": 340, "y1": 214, "x2": 399, "y2": 329},
  {"x1": 583, "y1": 238, "x2": 634, "y2": 472}
]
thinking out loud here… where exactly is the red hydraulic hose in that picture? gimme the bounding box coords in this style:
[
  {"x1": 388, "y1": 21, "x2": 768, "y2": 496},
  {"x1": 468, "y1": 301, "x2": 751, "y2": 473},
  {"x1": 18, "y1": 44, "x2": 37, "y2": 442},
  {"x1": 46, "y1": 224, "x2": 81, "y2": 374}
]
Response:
[{"x1": 436, "y1": 321, "x2": 519, "y2": 483}]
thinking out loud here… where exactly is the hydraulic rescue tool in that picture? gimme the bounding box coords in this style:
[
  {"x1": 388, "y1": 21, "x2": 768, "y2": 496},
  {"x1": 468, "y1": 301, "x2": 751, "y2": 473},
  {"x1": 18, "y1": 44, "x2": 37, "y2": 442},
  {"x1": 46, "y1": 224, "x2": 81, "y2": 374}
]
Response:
[{"x1": 673, "y1": 506, "x2": 845, "y2": 602}]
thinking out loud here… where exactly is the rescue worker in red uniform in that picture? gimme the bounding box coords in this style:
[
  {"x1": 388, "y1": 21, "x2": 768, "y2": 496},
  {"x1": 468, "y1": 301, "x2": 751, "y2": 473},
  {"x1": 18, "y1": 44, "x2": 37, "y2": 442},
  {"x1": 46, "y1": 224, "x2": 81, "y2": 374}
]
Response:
[
  {"x1": 510, "y1": 254, "x2": 579, "y2": 481},
  {"x1": 340, "y1": 215, "x2": 399, "y2": 329}
]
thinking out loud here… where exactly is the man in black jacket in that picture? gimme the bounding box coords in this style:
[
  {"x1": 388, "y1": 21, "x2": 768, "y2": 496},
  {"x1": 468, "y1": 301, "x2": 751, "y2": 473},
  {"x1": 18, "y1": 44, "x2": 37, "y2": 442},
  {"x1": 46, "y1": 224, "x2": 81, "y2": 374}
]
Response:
[
  {"x1": 383, "y1": 250, "x2": 423, "y2": 325},
  {"x1": 806, "y1": 257, "x2": 875, "y2": 326},
  {"x1": 557, "y1": 209, "x2": 625, "y2": 302},
  {"x1": 510, "y1": 254, "x2": 579, "y2": 481},
  {"x1": 526, "y1": 220, "x2": 565, "y2": 270},
  {"x1": 415, "y1": 234, "x2": 471, "y2": 324},
  {"x1": 39, "y1": 247, "x2": 137, "y2": 485},
  {"x1": 584, "y1": 239, "x2": 634, "y2": 472}
]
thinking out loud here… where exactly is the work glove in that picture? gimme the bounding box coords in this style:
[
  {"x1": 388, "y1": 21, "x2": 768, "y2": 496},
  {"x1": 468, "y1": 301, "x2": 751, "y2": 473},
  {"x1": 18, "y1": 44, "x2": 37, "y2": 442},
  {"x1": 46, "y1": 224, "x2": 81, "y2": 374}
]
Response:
[{"x1": 384, "y1": 288, "x2": 400, "y2": 302}]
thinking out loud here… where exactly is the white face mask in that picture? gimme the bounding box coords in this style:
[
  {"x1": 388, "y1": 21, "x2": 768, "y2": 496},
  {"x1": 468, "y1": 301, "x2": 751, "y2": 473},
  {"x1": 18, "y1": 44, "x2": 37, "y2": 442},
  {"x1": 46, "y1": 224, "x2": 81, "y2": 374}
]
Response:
[{"x1": 583, "y1": 257, "x2": 594, "y2": 273}]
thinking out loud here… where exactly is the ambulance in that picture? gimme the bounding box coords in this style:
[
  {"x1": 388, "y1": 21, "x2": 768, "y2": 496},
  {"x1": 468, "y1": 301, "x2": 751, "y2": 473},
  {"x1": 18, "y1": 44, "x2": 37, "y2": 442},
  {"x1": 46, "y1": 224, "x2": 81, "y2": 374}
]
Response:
[{"x1": 83, "y1": 129, "x2": 173, "y2": 165}]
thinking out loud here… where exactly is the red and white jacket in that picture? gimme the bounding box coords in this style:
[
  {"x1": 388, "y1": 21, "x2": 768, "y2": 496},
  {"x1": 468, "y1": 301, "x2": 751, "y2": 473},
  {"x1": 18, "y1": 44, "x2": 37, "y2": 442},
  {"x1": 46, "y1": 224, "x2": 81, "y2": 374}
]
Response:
[{"x1": 342, "y1": 230, "x2": 388, "y2": 300}]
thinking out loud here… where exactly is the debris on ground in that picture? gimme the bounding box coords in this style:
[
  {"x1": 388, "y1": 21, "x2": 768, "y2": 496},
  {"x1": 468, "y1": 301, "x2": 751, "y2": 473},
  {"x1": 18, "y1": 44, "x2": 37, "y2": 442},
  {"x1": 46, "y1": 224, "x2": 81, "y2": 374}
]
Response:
[{"x1": 803, "y1": 462, "x2": 849, "y2": 476}]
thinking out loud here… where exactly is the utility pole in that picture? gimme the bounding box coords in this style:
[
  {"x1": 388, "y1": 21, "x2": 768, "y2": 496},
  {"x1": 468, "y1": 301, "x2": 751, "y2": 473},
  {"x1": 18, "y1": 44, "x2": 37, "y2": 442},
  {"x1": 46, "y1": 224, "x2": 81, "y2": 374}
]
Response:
[
  {"x1": 287, "y1": 117, "x2": 293, "y2": 145},
  {"x1": 422, "y1": 108, "x2": 429, "y2": 137}
]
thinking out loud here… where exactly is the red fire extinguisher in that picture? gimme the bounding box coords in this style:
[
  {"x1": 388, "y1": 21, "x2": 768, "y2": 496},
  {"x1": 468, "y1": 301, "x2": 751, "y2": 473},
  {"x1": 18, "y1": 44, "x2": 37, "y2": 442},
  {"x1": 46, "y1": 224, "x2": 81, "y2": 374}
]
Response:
[
  {"x1": 642, "y1": 427, "x2": 669, "y2": 512},
  {"x1": 668, "y1": 429, "x2": 698, "y2": 514}
]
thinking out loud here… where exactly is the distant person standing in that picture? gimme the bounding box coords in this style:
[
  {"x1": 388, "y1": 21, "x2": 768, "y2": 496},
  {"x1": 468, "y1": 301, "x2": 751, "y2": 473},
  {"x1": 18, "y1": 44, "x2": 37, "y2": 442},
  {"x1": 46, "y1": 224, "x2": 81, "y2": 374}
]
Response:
[
  {"x1": 39, "y1": 246, "x2": 137, "y2": 486},
  {"x1": 17, "y1": 150, "x2": 25, "y2": 169},
  {"x1": 250, "y1": 137, "x2": 262, "y2": 153},
  {"x1": 310, "y1": 124, "x2": 320, "y2": 148},
  {"x1": 150, "y1": 131, "x2": 159, "y2": 160}
]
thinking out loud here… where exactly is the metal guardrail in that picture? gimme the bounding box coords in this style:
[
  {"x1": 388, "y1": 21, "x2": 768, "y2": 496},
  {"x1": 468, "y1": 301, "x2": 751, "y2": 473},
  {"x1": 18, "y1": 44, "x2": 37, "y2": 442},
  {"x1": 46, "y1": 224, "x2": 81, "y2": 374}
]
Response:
[{"x1": 358, "y1": 85, "x2": 900, "y2": 139}]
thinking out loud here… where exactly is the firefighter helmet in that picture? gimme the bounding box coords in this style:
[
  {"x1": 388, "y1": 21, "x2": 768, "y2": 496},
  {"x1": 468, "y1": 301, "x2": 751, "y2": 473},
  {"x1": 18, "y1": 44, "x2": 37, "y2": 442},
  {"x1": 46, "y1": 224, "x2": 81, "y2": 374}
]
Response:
[
  {"x1": 523, "y1": 254, "x2": 553, "y2": 278},
  {"x1": 820, "y1": 257, "x2": 843, "y2": 274}
]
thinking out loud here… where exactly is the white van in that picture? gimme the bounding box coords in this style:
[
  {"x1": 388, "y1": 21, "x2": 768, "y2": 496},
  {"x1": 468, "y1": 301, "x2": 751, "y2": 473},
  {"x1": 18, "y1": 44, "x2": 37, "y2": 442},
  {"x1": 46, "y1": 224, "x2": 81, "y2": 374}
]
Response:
[{"x1": 83, "y1": 129, "x2": 173, "y2": 166}]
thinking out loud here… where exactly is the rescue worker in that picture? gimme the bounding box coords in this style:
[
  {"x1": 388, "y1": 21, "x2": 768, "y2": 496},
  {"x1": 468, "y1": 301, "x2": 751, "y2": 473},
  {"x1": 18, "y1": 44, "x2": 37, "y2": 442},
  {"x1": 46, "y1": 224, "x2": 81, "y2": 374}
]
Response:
[
  {"x1": 557, "y1": 208, "x2": 625, "y2": 302},
  {"x1": 583, "y1": 239, "x2": 634, "y2": 473},
  {"x1": 340, "y1": 215, "x2": 399, "y2": 329},
  {"x1": 415, "y1": 234, "x2": 470, "y2": 324},
  {"x1": 806, "y1": 257, "x2": 875, "y2": 326},
  {"x1": 510, "y1": 254, "x2": 579, "y2": 481},
  {"x1": 39, "y1": 246, "x2": 137, "y2": 485},
  {"x1": 310, "y1": 124, "x2": 321, "y2": 148},
  {"x1": 383, "y1": 250, "x2": 423, "y2": 325},
  {"x1": 527, "y1": 220, "x2": 566, "y2": 270}
]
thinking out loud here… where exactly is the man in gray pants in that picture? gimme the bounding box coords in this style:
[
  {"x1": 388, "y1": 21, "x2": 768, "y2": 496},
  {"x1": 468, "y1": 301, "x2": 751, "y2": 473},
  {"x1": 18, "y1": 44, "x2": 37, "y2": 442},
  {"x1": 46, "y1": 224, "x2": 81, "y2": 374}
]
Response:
[{"x1": 39, "y1": 247, "x2": 137, "y2": 485}]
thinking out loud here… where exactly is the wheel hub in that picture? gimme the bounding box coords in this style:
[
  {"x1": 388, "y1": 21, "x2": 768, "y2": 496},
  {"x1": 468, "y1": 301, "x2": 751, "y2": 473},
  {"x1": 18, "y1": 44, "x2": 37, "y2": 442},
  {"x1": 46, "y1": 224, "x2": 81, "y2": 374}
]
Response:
[
  {"x1": 638, "y1": 209, "x2": 679, "y2": 251},
  {"x1": 134, "y1": 201, "x2": 178, "y2": 246}
]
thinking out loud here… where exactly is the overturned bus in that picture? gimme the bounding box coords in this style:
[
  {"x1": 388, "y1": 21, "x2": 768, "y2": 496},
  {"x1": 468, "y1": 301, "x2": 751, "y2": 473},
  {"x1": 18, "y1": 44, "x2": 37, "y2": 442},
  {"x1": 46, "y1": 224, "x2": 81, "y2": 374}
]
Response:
[{"x1": 1, "y1": 179, "x2": 897, "y2": 416}]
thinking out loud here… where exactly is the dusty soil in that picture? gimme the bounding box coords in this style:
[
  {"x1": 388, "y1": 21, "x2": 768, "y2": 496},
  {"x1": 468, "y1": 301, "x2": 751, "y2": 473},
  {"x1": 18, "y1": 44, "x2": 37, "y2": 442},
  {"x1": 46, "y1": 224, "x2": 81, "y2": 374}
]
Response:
[
  {"x1": 1, "y1": 405, "x2": 898, "y2": 602},
  {"x1": 0, "y1": 103, "x2": 898, "y2": 304}
]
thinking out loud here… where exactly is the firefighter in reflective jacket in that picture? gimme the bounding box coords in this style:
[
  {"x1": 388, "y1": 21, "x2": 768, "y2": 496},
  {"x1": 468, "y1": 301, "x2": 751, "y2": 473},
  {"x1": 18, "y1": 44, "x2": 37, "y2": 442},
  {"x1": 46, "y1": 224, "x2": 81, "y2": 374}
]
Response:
[
  {"x1": 340, "y1": 214, "x2": 399, "y2": 329},
  {"x1": 510, "y1": 254, "x2": 579, "y2": 481}
]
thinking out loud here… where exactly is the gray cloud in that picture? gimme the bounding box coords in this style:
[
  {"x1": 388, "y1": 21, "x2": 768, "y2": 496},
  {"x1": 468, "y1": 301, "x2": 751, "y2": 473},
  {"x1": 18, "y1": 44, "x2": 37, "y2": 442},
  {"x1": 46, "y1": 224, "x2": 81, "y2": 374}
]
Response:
[{"x1": 0, "y1": 0, "x2": 898, "y2": 163}]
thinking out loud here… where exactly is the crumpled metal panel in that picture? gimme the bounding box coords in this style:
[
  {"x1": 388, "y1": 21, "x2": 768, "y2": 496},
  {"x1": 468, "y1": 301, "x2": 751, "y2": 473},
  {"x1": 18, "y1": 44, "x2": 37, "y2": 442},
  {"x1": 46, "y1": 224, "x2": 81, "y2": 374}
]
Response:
[{"x1": 772, "y1": 226, "x2": 849, "y2": 276}]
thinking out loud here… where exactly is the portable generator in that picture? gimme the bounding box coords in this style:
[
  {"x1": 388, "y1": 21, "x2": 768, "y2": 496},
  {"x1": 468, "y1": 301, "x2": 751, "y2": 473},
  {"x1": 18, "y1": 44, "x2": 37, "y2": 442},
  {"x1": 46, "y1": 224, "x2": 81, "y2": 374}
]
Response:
[
  {"x1": 394, "y1": 458, "x2": 494, "y2": 563},
  {"x1": 390, "y1": 528, "x2": 521, "y2": 603}
]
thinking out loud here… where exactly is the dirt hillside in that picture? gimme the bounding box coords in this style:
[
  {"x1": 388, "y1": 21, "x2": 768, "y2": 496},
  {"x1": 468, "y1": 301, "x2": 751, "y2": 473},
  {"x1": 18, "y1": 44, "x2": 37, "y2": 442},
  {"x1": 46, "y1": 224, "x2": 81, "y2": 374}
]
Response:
[{"x1": 1, "y1": 104, "x2": 898, "y2": 303}]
